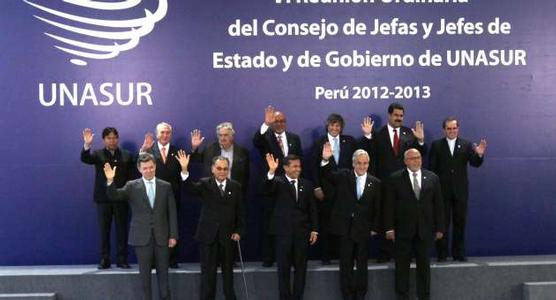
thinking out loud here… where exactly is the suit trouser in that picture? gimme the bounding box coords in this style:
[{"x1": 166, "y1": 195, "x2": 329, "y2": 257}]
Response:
[
  {"x1": 276, "y1": 233, "x2": 309, "y2": 300},
  {"x1": 96, "y1": 202, "x2": 129, "y2": 262},
  {"x1": 436, "y1": 190, "x2": 467, "y2": 259},
  {"x1": 199, "y1": 238, "x2": 236, "y2": 300},
  {"x1": 318, "y1": 199, "x2": 337, "y2": 262},
  {"x1": 339, "y1": 235, "x2": 368, "y2": 298},
  {"x1": 169, "y1": 191, "x2": 180, "y2": 266},
  {"x1": 135, "y1": 235, "x2": 171, "y2": 300},
  {"x1": 394, "y1": 234, "x2": 431, "y2": 300}
]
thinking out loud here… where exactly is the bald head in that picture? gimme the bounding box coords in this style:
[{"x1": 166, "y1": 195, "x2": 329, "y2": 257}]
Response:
[
  {"x1": 272, "y1": 111, "x2": 287, "y2": 134},
  {"x1": 404, "y1": 148, "x2": 422, "y2": 172}
]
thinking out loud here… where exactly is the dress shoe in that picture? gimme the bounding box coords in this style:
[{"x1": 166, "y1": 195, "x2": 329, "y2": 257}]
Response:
[
  {"x1": 262, "y1": 261, "x2": 274, "y2": 268},
  {"x1": 117, "y1": 261, "x2": 131, "y2": 269},
  {"x1": 97, "y1": 258, "x2": 111, "y2": 269},
  {"x1": 437, "y1": 257, "x2": 447, "y2": 263},
  {"x1": 453, "y1": 256, "x2": 468, "y2": 262},
  {"x1": 376, "y1": 257, "x2": 391, "y2": 263},
  {"x1": 321, "y1": 260, "x2": 331, "y2": 265},
  {"x1": 169, "y1": 263, "x2": 179, "y2": 269}
]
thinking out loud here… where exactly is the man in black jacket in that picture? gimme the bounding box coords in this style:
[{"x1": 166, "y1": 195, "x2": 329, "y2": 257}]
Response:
[
  {"x1": 320, "y1": 145, "x2": 381, "y2": 300},
  {"x1": 190, "y1": 122, "x2": 250, "y2": 197},
  {"x1": 265, "y1": 154, "x2": 318, "y2": 300},
  {"x1": 361, "y1": 102, "x2": 426, "y2": 263},
  {"x1": 384, "y1": 149, "x2": 444, "y2": 300},
  {"x1": 429, "y1": 117, "x2": 487, "y2": 262},
  {"x1": 311, "y1": 113, "x2": 360, "y2": 265},
  {"x1": 253, "y1": 105, "x2": 303, "y2": 267},
  {"x1": 176, "y1": 150, "x2": 244, "y2": 300},
  {"x1": 81, "y1": 127, "x2": 134, "y2": 269}
]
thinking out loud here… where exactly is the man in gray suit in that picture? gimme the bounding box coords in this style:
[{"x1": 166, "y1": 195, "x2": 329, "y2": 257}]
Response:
[{"x1": 104, "y1": 153, "x2": 178, "y2": 300}]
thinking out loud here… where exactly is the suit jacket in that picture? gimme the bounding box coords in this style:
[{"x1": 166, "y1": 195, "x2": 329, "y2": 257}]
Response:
[
  {"x1": 321, "y1": 164, "x2": 381, "y2": 241},
  {"x1": 384, "y1": 169, "x2": 444, "y2": 241},
  {"x1": 361, "y1": 125, "x2": 426, "y2": 180},
  {"x1": 81, "y1": 147, "x2": 134, "y2": 203},
  {"x1": 253, "y1": 127, "x2": 303, "y2": 175},
  {"x1": 264, "y1": 176, "x2": 318, "y2": 236},
  {"x1": 107, "y1": 178, "x2": 178, "y2": 246},
  {"x1": 146, "y1": 144, "x2": 182, "y2": 199},
  {"x1": 429, "y1": 138, "x2": 484, "y2": 199},
  {"x1": 184, "y1": 177, "x2": 245, "y2": 244},
  {"x1": 311, "y1": 134, "x2": 359, "y2": 196},
  {"x1": 191, "y1": 142, "x2": 250, "y2": 196}
]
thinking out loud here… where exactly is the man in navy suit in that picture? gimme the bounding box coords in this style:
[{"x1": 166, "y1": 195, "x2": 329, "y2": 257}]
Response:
[
  {"x1": 140, "y1": 122, "x2": 183, "y2": 268},
  {"x1": 384, "y1": 149, "x2": 444, "y2": 300},
  {"x1": 361, "y1": 102, "x2": 426, "y2": 263},
  {"x1": 105, "y1": 153, "x2": 178, "y2": 300},
  {"x1": 265, "y1": 153, "x2": 318, "y2": 300},
  {"x1": 254, "y1": 106, "x2": 303, "y2": 267},
  {"x1": 429, "y1": 117, "x2": 487, "y2": 262}
]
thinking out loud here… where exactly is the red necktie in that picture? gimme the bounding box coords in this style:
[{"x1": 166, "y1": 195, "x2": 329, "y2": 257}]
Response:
[{"x1": 393, "y1": 129, "x2": 400, "y2": 156}]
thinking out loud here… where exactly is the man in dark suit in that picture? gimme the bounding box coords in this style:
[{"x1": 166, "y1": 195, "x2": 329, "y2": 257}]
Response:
[
  {"x1": 140, "y1": 122, "x2": 182, "y2": 268},
  {"x1": 384, "y1": 149, "x2": 444, "y2": 300},
  {"x1": 429, "y1": 117, "x2": 487, "y2": 262},
  {"x1": 361, "y1": 102, "x2": 426, "y2": 262},
  {"x1": 320, "y1": 145, "x2": 381, "y2": 300},
  {"x1": 176, "y1": 150, "x2": 245, "y2": 300},
  {"x1": 104, "y1": 153, "x2": 178, "y2": 300},
  {"x1": 311, "y1": 113, "x2": 360, "y2": 265},
  {"x1": 265, "y1": 154, "x2": 318, "y2": 300},
  {"x1": 253, "y1": 105, "x2": 303, "y2": 267},
  {"x1": 81, "y1": 127, "x2": 133, "y2": 269},
  {"x1": 190, "y1": 122, "x2": 250, "y2": 197}
]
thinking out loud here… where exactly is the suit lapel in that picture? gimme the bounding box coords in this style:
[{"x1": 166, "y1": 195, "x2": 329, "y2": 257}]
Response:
[
  {"x1": 138, "y1": 179, "x2": 153, "y2": 211},
  {"x1": 349, "y1": 172, "x2": 358, "y2": 200},
  {"x1": 402, "y1": 170, "x2": 417, "y2": 201},
  {"x1": 360, "y1": 174, "x2": 374, "y2": 200}
]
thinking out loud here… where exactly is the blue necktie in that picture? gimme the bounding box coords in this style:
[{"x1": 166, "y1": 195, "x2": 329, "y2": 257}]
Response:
[
  {"x1": 356, "y1": 176, "x2": 364, "y2": 199},
  {"x1": 146, "y1": 181, "x2": 155, "y2": 208},
  {"x1": 332, "y1": 137, "x2": 340, "y2": 164}
]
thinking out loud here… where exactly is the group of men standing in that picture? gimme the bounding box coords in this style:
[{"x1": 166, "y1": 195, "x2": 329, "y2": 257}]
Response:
[{"x1": 80, "y1": 102, "x2": 487, "y2": 300}]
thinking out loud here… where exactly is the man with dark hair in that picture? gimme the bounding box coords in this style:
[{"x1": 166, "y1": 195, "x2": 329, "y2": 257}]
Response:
[
  {"x1": 361, "y1": 102, "x2": 426, "y2": 263},
  {"x1": 81, "y1": 127, "x2": 134, "y2": 269},
  {"x1": 104, "y1": 153, "x2": 178, "y2": 300},
  {"x1": 176, "y1": 151, "x2": 245, "y2": 300},
  {"x1": 140, "y1": 122, "x2": 183, "y2": 268},
  {"x1": 320, "y1": 146, "x2": 381, "y2": 300},
  {"x1": 311, "y1": 113, "x2": 365, "y2": 265},
  {"x1": 430, "y1": 117, "x2": 487, "y2": 262},
  {"x1": 384, "y1": 149, "x2": 444, "y2": 300},
  {"x1": 253, "y1": 106, "x2": 303, "y2": 267},
  {"x1": 265, "y1": 153, "x2": 318, "y2": 300}
]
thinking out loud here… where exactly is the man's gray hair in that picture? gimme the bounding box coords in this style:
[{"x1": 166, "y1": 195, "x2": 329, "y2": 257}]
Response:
[
  {"x1": 156, "y1": 122, "x2": 173, "y2": 135},
  {"x1": 212, "y1": 155, "x2": 230, "y2": 167},
  {"x1": 216, "y1": 122, "x2": 235, "y2": 136},
  {"x1": 352, "y1": 149, "x2": 370, "y2": 163},
  {"x1": 404, "y1": 148, "x2": 421, "y2": 159}
]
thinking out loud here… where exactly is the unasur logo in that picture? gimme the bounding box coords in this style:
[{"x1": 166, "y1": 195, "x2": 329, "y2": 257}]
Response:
[{"x1": 23, "y1": 0, "x2": 168, "y2": 66}]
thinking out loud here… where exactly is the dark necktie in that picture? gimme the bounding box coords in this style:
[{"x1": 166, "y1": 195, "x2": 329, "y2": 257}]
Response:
[
  {"x1": 219, "y1": 183, "x2": 225, "y2": 197},
  {"x1": 290, "y1": 180, "x2": 298, "y2": 201}
]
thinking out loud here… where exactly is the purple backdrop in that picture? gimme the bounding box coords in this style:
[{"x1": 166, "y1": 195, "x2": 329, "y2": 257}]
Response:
[{"x1": 1, "y1": 0, "x2": 555, "y2": 265}]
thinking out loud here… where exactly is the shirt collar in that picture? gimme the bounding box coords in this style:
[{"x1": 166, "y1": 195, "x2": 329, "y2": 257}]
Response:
[
  {"x1": 407, "y1": 168, "x2": 421, "y2": 177},
  {"x1": 327, "y1": 133, "x2": 339, "y2": 141},
  {"x1": 142, "y1": 177, "x2": 156, "y2": 184},
  {"x1": 285, "y1": 174, "x2": 297, "y2": 183},
  {"x1": 158, "y1": 142, "x2": 170, "y2": 151}
]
